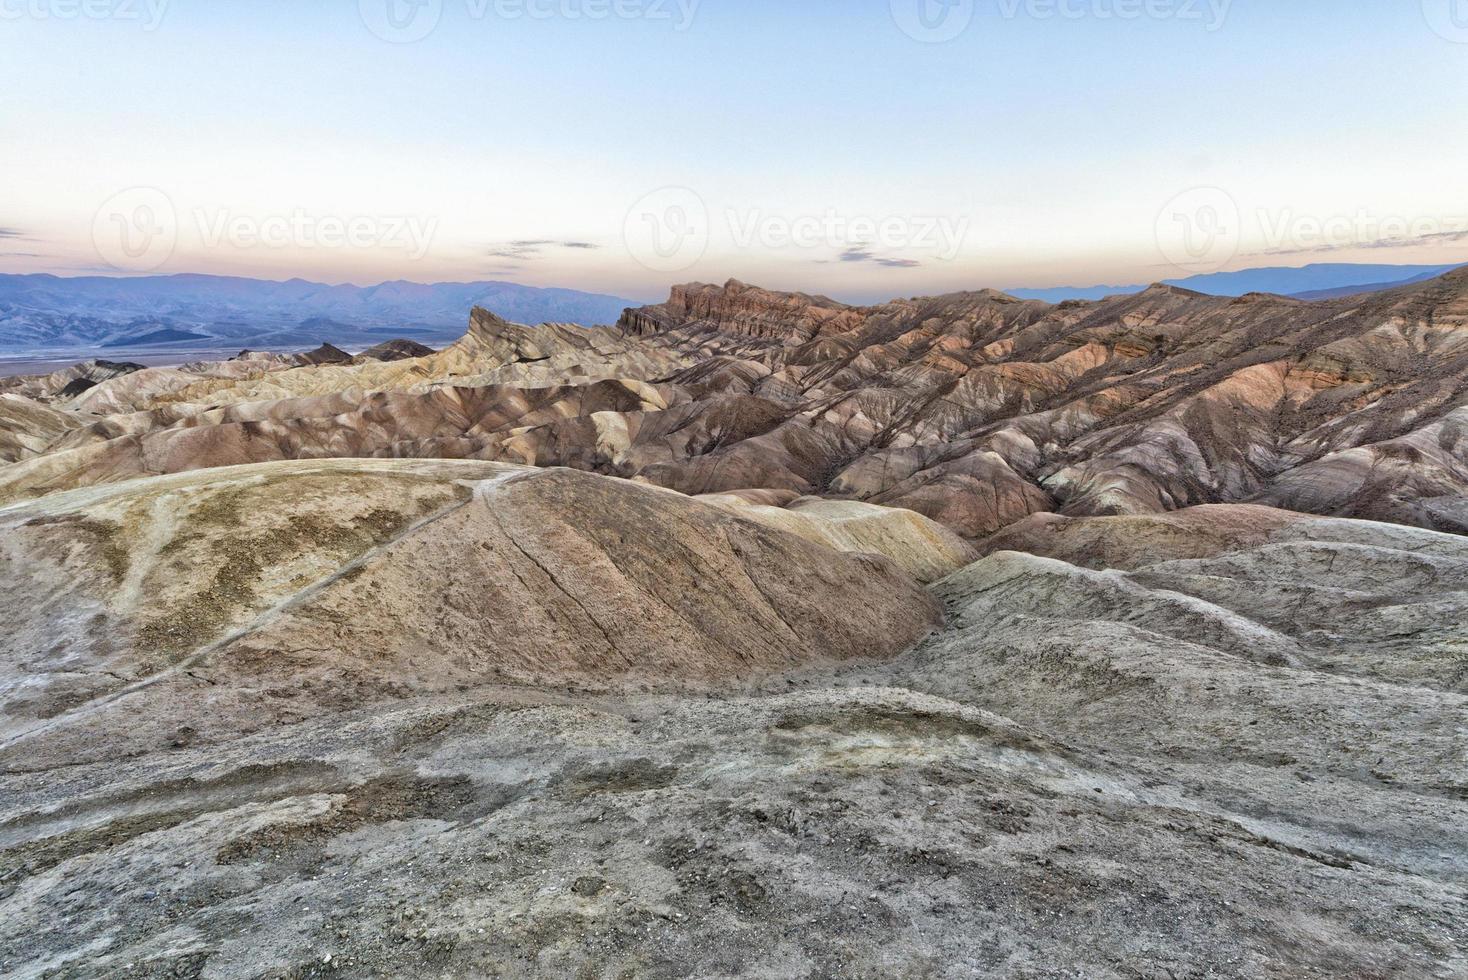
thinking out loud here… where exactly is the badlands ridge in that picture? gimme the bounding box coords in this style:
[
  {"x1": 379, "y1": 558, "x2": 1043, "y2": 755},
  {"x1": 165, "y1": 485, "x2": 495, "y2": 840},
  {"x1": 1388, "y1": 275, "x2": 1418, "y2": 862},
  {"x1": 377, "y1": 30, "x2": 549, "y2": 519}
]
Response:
[{"x1": 0, "y1": 272, "x2": 1465, "y2": 977}]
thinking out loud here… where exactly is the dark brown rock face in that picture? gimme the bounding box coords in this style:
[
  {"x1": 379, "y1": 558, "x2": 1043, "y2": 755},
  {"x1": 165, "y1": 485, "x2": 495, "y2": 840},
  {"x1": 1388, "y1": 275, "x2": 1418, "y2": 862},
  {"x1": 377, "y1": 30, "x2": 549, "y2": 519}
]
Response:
[
  {"x1": 295, "y1": 342, "x2": 354, "y2": 365},
  {"x1": 357, "y1": 338, "x2": 436, "y2": 361}
]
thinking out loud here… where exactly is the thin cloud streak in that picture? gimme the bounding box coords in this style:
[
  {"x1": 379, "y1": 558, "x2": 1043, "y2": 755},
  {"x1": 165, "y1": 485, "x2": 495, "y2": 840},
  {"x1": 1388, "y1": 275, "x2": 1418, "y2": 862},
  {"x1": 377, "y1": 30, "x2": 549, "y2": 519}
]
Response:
[
  {"x1": 837, "y1": 246, "x2": 921, "y2": 268},
  {"x1": 1249, "y1": 229, "x2": 1468, "y2": 258},
  {"x1": 489, "y1": 240, "x2": 604, "y2": 261}
]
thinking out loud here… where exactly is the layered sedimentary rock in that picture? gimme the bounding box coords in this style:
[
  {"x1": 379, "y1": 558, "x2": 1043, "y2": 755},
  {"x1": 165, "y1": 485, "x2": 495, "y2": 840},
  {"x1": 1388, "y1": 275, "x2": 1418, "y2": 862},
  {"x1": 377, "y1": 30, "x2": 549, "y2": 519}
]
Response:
[
  {"x1": 5, "y1": 268, "x2": 1468, "y2": 537},
  {"x1": 2, "y1": 270, "x2": 1467, "y2": 975},
  {"x1": 0, "y1": 394, "x2": 81, "y2": 463},
  {"x1": 620, "y1": 273, "x2": 1468, "y2": 535}
]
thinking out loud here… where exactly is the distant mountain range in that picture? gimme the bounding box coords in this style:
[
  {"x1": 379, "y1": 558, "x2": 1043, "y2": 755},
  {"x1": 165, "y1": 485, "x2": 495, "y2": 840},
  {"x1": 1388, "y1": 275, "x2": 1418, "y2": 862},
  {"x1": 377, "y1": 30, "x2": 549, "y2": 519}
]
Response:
[
  {"x1": 1007, "y1": 263, "x2": 1462, "y2": 303},
  {"x1": 0, "y1": 274, "x2": 642, "y2": 354},
  {"x1": 6, "y1": 265, "x2": 1463, "y2": 357}
]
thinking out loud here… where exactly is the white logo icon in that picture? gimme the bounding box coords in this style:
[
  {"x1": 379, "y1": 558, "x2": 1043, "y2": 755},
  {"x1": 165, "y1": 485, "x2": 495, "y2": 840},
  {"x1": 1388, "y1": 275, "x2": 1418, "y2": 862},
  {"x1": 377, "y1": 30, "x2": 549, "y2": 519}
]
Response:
[
  {"x1": 891, "y1": 0, "x2": 975, "y2": 43},
  {"x1": 359, "y1": 0, "x2": 443, "y2": 43},
  {"x1": 1155, "y1": 187, "x2": 1241, "y2": 275},
  {"x1": 1423, "y1": 0, "x2": 1468, "y2": 42},
  {"x1": 92, "y1": 187, "x2": 178, "y2": 273},
  {"x1": 624, "y1": 187, "x2": 710, "y2": 274}
]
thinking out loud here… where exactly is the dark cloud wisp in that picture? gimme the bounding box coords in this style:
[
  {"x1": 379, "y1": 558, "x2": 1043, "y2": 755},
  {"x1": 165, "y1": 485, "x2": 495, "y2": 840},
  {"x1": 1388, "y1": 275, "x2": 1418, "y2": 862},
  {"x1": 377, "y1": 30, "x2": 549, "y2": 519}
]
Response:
[
  {"x1": 1249, "y1": 228, "x2": 1468, "y2": 259},
  {"x1": 837, "y1": 246, "x2": 921, "y2": 268},
  {"x1": 489, "y1": 240, "x2": 603, "y2": 261}
]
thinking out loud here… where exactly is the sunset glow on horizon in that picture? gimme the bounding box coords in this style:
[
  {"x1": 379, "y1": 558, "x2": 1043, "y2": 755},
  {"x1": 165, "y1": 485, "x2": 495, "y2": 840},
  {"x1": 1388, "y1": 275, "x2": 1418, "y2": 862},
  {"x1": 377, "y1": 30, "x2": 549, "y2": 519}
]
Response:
[{"x1": 4, "y1": 0, "x2": 1467, "y2": 303}]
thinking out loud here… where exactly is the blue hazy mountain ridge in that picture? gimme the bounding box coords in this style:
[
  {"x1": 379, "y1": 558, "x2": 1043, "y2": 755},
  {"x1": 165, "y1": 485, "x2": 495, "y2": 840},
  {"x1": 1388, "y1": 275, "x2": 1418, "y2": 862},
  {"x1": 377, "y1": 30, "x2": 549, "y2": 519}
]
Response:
[
  {"x1": 1008, "y1": 263, "x2": 1461, "y2": 303},
  {"x1": 0, "y1": 274, "x2": 643, "y2": 353},
  {"x1": 6, "y1": 264, "x2": 1461, "y2": 355}
]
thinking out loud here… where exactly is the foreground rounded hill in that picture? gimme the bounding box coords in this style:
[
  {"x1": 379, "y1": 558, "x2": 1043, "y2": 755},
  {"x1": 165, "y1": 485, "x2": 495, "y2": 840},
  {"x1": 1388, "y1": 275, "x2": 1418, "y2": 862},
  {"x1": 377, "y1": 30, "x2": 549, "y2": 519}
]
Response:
[{"x1": 0, "y1": 458, "x2": 946, "y2": 766}]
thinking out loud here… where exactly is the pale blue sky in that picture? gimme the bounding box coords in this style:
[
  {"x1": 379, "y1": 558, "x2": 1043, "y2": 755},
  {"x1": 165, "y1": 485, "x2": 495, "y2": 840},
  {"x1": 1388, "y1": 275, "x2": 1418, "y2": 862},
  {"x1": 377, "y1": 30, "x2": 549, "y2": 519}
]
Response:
[{"x1": 2, "y1": 0, "x2": 1466, "y2": 302}]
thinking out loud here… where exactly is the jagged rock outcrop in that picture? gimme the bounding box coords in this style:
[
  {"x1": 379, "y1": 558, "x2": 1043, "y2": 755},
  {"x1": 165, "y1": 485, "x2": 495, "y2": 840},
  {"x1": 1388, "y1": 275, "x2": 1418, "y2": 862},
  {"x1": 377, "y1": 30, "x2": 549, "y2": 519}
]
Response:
[{"x1": 620, "y1": 279, "x2": 865, "y2": 344}]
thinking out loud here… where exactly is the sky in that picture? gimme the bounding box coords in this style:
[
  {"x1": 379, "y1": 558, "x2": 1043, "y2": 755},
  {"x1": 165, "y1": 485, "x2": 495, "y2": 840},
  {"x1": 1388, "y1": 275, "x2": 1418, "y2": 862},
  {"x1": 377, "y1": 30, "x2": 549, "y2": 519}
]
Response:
[{"x1": 2, "y1": 0, "x2": 1467, "y2": 303}]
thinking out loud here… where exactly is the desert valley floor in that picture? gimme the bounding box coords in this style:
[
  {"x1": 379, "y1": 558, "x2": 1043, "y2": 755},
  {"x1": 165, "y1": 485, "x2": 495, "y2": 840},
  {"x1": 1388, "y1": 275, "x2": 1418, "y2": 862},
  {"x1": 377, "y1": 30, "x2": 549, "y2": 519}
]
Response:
[{"x1": 0, "y1": 273, "x2": 1466, "y2": 978}]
